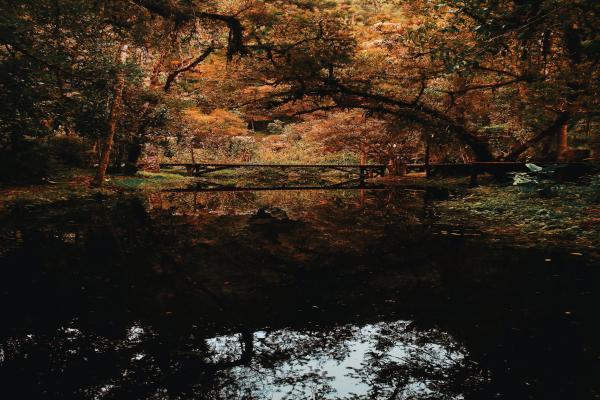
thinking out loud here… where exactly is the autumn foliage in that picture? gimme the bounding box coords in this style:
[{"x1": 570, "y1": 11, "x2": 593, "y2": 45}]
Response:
[{"x1": 0, "y1": 0, "x2": 598, "y2": 184}]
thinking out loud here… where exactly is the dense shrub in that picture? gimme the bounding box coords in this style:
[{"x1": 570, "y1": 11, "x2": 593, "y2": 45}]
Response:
[
  {"x1": 0, "y1": 141, "x2": 56, "y2": 185},
  {"x1": 48, "y1": 135, "x2": 88, "y2": 167},
  {"x1": 0, "y1": 136, "x2": 91, "y2": 185}
]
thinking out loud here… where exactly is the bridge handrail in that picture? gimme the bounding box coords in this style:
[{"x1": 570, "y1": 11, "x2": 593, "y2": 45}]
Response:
[{"x1": 160, "y1": 163, "x2": 386, "y2": 168}]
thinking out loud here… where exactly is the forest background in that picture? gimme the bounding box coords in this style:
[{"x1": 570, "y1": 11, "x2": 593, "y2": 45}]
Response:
[{"x1": 0, "y1": 0, "x2": 598, "y2": 186}]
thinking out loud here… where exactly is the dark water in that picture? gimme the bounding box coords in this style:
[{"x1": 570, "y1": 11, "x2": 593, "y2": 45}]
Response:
[{"x1": 0, "y1": 186, "x2": 598, "y2": 400}]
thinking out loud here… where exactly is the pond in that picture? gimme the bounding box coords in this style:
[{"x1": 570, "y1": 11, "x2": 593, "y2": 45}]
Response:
[{"x1": 0, "y1": 184, "x2": 598, "y2": 399}]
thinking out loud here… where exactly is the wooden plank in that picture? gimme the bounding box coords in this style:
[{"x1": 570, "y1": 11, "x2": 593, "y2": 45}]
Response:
[
  {"x1": 160, "y1": 163, "x2": 386, "y2": 168},
  {"x1": 163, "y1": 184, "x2": 387, "y2": 193},
  {"x1": 160, "y1": 163, "x2": 387, "y2": 180},
  {"x1": 194, "y1": 165, "x2": 237, "y2": 176},
  {"x1": 161, "y1": 161, "x2": 576, "y2": 168}
]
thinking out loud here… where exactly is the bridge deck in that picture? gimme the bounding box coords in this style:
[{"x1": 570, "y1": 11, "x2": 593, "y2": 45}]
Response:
[
  {"x1": 160, "y1": 163, "x2": 387, "y2": 168},
  {"x1": 407, "y1": 161, "x2": 576, "y2": 169},
  {"x1": 164, "y1": 183, "x2": 386, "y2": 193},
  {"x1": 160, "y1": 162, "x2": 387, "y2": 181},
  {"x1": 160, "y1": 161, "x2": 582, "y2": 185}
]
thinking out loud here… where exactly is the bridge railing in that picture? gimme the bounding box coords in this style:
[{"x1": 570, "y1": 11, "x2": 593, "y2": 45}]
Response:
[{"x1": 159, "y1": 162, "x2": 387, "y2": 181}]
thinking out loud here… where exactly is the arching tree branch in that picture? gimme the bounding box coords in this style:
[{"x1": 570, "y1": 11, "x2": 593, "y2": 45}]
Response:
[
  {"x1": 163, "y1": 45, "x2": 215, "y2": 92},
  {"x1": 502, "y1": 111, "x2": 573, "y2": 161}
]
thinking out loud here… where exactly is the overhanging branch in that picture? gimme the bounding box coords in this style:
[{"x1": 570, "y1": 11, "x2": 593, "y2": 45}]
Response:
[{"x1": 131, "y1": 0, "x2": 245, "y2": 59}]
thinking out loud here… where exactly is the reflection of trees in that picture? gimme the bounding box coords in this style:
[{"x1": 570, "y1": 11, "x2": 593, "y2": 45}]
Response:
[
  {"x1": 1, "y1": 320, "x2": 484, "y2": 400},
  {"x1": 147, "y1": 188, "x2": 432, "y2": 259},
  {"x1": 152, "y1": 189, "x2": 364, "y2": 216},
  {"x1": 5, "y1": 192, "x2": 596, "y2": 400},
  {"x1": 0, "y1": 191, "x2": 481, "y2": 400},
  {"x1": 152, "y1": 187, "x2": 429, "y2": 221},
  {"x1": 346, "y1": 325, "x2": 487, "y2": 400}
]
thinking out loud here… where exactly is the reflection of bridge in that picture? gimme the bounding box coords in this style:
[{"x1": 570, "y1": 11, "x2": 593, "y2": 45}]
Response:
[
  {"x1": 160, "y1": 163, "x2": 387, "y2": 182},
  {"x1": 162, "y1": 180, "x2": 386, "y2": 193}
]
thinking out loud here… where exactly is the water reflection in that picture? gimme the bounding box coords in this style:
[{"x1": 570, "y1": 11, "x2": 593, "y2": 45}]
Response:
[
  {"x1": 170, "y1": 178, "x2": 386, "y2": 192},
  {"x1": 0, "y1": 187, "x2": 598, "y2": 399},
  {"x1": 204, "y1": 321, "x2": 482, "y2": 400},
  {"x1": 151, "y1": 185, "x2": 428, "y2": 220},
  {"x1": 1, "y1": 319, "x2": 482, "y2": 400}
]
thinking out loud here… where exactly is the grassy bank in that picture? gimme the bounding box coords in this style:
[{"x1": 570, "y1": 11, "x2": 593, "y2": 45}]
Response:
[
  {"x1": 437, "y1": 176, "x2": 600, "y2": 256},
  {"x1": 0, "y1": 169, "x2": 193, "y2": 211}
]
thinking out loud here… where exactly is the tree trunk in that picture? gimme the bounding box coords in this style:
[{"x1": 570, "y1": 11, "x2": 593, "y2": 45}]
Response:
[
  {"x1": 424, "y1": 135, "x2": 431, "y2": 178},
  {"x1": 387, "y1": 159, "x2": 406, "y2": 176},
  {"x1": 113, "y1": 143, "x2": 125, "y2": 174},
  {"x1": 96, "y1": 137, "x2": 102, "y2": 164},
  {"x1": 556, "y1": 120, "x2": 569, "y2": 161},
  {"x1": 124, "y1": 139, "x2": 143, "y2": 175},
  {"x1": 190, "y1": 145, "x2": 196, "y2": 164},
  {"x1": 94, "y1": 44, "x2": 128, "y2": 187},
  {"x1": 149, "y1": 53, "x2": 164, "y2": 89},
  {"x1": 359, "y1": 146, "x2": 367, "y2": 165}
]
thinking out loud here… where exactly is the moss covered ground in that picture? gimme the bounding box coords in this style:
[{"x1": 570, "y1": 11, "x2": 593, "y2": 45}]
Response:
[
  {"x1": 0, "y1": 169, "x2": 193, "y2": 211},
  {"x1": 2, "y1": 169, "x2": 598, "y2": 260},
  {"x1": 437, "y1": 176, "x2": 600, "y2": 256}
]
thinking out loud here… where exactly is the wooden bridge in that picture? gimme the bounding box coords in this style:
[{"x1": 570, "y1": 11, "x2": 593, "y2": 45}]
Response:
[
  {"x1": 160, "y1": 163, "x2": 387, "y2": 181},
  {"x1": 160, "y1": 161, "x2": 586, "y2": 186}
]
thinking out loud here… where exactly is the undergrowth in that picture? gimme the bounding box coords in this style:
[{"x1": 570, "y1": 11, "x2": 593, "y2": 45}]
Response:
[{"x1": 438, "y1": 175, "x2": 600, "y2": 255}]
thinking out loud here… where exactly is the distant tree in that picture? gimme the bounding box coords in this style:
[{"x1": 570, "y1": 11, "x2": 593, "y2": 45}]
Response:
[{"x1": 293, "y1": 111, "x2": 421, "y2": 174}]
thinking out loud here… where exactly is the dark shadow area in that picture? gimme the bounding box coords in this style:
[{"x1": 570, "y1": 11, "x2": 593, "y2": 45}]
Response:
[{"x1": 0, "y1": 189, "x2": 598, "y2": 399}]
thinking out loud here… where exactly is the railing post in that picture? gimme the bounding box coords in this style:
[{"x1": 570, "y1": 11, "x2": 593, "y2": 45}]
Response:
[
  {"x1": 425, "y1": 135, "x2": 431, "y2": 179},
  {"x1": 469, "y1": 164, "x2": 478, "y2": 187}
]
